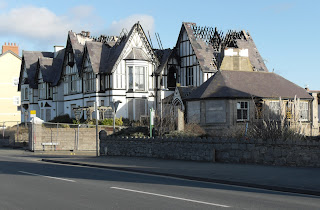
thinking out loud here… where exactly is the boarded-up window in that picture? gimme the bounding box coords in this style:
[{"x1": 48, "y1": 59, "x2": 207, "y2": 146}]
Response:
[
  {"x1": 187, "y1": 101, "x2": 200, "y2": 123},
  {"x1": 128, "y1": 99, "x2": 133, "y2": 120},
  {"x1": 135, "y1": 99, "x2": 146, "y2": 121},
  {"x1": 205, "y1": 100, "x2": 226, "y2": 123}
]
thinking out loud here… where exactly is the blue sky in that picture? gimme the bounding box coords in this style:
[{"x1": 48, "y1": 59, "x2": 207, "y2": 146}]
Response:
[{"x1": 0, "y1": 0, "x2": 319, "y2": 90}]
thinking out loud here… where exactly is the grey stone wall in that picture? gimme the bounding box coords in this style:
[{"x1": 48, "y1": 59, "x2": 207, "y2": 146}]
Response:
[
  {"x1": 99, "y1": 135, "x2": 215, "y2": 162},
  {"x1": 100, "y1": 134, "x2": 320, "y2": 167},
  {"x1": 211, "y1": 137, "x2": 320, "y2": 167}
]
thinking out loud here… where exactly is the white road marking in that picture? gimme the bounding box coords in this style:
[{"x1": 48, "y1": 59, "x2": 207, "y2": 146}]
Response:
[
  {"x1": 111, "y1": 187, "x2": 231, "y2": 208},
  {"x1": 18, "y1": 171, "x2": 76, "y2": 183}
]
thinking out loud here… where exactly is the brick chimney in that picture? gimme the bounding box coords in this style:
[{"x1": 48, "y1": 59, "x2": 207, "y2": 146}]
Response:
[{"x1": 2, "y1": 42, "x2": 19, "y2": 55}]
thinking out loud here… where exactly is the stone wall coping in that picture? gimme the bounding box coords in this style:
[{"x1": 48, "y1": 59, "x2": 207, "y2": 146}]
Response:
[{"x1": 102, "y1": 136, "x2": 320, "y2": 146}]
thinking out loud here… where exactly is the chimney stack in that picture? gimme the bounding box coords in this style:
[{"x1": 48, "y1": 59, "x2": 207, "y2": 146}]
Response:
[{"x1": 2, "y1": 42, "x2": 19, "y2": 55}]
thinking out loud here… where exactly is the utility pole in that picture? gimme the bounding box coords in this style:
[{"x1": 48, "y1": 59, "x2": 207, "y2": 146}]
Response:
[{"x1": 95, "y1": 101, "x2": 99, "y2": 157}]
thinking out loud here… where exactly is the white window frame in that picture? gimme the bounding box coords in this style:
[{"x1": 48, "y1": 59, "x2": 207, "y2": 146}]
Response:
[
  {"x1": 127, "y1": 65, "x2": 147, "y2": 92},
  {"x1": 299, "y1": 101, "x2": 309, "y2": 121},
  {"x1": 13, "y1": 96, "x2": 20, "y2": 106},
  {"x1": 269, "y1": 101, "x2": 280, "y2": 120},
  {"x1": 237, "y1": 101, "x2": 249, "y2": 121},
  {"x1": 13, "y1": 77, "x2": 19, "y2": 86}
]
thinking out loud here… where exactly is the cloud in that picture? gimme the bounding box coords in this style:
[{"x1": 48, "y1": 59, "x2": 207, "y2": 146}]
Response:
[
  {"x1": 0, "y1": 0, "x2": 7, "y2": 10},
  {"x1": 106, "y1": 14, "x2": 155, "y2": 36},
  {"x1": 263, "y1": 3, "x2": 295, "y2": 13},
  {"x1": 0, "y1": 5, "x2": 100, "y2": 49}
]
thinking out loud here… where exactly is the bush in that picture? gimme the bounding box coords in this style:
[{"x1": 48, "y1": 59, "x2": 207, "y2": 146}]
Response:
[
  {"x1": 100, "y1": 117, "x2": 123, "y2": 126},
  {"x1": 247, "y1": 120, "x2": 305, "y2": 141},
  {"x1": 111, "y1": 126, "x2": 149, "y2": 137},
  {"x1": 49, "y1": 114, "x2": 74, "y2": 124}
]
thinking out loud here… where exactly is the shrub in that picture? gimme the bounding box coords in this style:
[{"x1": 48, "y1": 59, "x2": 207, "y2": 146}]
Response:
[
  {"x1": 49, "y1": 114, "x2": 74, "y2": 124},
  {"x1": 100, "y1": 117, "x2": 123, "y2": 126}
]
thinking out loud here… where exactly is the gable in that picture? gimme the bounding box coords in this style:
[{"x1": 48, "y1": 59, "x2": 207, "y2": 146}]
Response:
[{"x1": 109, "y1": 23, "x2": 159, "y2": 74}]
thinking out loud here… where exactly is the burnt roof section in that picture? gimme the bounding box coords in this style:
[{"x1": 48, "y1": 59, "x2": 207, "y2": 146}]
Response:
[
  {"x1": 186, "y1": 70, "x2": 312, "y2": 100},
  {"x1": 183, "y1": 22, "x2": 217, "y2": 73},
  {"x1": 155, "y1": 48, "x2": 172, "y2": 74},
  {"x1": 181, "y1": 22, "x2": 268, "y2": 72},
  {"x1": 124, "y1": 47, "x2": 150, "y2": 61},
  {"x1": 21, "y1": 51, "x2": 54, "y2": 89}
]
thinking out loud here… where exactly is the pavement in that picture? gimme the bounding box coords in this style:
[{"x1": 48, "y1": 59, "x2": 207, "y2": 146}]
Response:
[{"x1": 41, "y1": 154, "x2": 320, "y2": 197}]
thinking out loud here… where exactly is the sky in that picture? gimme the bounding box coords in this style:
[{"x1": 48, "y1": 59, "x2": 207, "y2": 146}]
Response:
[{"x1": 0, "y1": 0, "x2": 319, "y2": 90}]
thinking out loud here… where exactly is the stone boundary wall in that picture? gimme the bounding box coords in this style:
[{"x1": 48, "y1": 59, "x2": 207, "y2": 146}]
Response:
[
  {"x1": 100, "y1": 134, "x2": 320, "y2": 167},
  {"x1": 99, "y1": 135, "x2": 215, "y2": 162}
]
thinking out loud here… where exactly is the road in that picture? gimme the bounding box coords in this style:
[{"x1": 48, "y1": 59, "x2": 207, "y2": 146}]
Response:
[{"x1": 0, "y1": 149, "x2": 319, "y2": 209}]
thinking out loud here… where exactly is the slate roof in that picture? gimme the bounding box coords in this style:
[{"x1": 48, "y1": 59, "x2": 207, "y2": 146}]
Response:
[
  {"x1": 21, "y1": 51, "x2": 54, "y2": 88},
  {"x1": 236, "y1": 38, "x2": 268, "y2": 72},
  {"x1": 124, "y1": 47, "x2": 150, "y2": 61},
  {"x1": 163, "y1": 86, "x2": 196, "y2": 104},
  {"x1": 84, "y1": 22, "x2": 158, "y2": 74},
  {"x1": 68, "y1": 31, "x2": 86, "y2": 72},
  {"x1": 51, "y1": 49, "x2": 65, "y2": 86},
  {"x1": 186, "y1": 70, "x2": 313, "y2": 100},
  {"x1": 177, "y1": 86, "x2": 197, "y2": 100},
  {"x1": 155, "y1": 48, "x2": 172, "y2": 74},
  {"x1": 39, "y1": 57, "x2": 54, "y2": 83}
]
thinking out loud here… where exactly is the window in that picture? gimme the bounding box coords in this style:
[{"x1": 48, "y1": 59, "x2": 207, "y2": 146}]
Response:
[
  {"x1": 186, "y1": 67, "x2": 193, "y2": 86},
  {"x1": 127, "y1": 65, "x2": 147, "y2": 91},
  {"x1": 69, "y1": 75, "x2": 77, "y2": 92},
  {"x1": 128, "y1": 66, "x2": 133, "y2": 90},
  {"x1": 24, "y1": 87, "x2": 29, "y2": 100},
  {"x1": 100, "y1": 75, "x2": 105, "y2": 91},
  {"x1": 269, "y1": 101, "x2": 280, "y2": 120},
  {"x1": 135, "y1": 66, "x2": 145, "y2": 91},
  {"x1": 13, "y1": 96, "x2": 20, "y2": 106},
  {"x1": 84, "y1": 72, "x2": 95, "y2": 92},
  {"x1": 237, "y1": 101, "x2": 249, "y2": 121},
  {"x1": 47, "y1": 86, "x2": 53, "y2": 99},
  {"x1": 13, "y1": 77, "x2": 19, "y2": 86},
  {"x1": 39, "y1": 83, "x2": 46, "y2": 99},
  {"x1": 299, "y1": 101, "x2": 309, "y2": 121}
]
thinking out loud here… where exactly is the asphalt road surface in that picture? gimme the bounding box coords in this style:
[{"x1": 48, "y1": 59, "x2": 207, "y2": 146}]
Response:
[{"x1": 0, "y1": 149, "x2": 319, "y2": 210}]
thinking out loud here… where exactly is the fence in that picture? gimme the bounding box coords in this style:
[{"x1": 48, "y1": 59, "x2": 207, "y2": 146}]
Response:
[
  {"x1": 29, "y1": 121, "x2": 119, "y2": 152},
  {"x1": 0, "y1": 121, "x2": 29, "y2": 147}
]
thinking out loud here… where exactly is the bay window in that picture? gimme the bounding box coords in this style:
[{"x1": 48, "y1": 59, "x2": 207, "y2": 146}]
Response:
[{"x1": 127, "y1": 65, "x2": 146, "y2": 91}]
